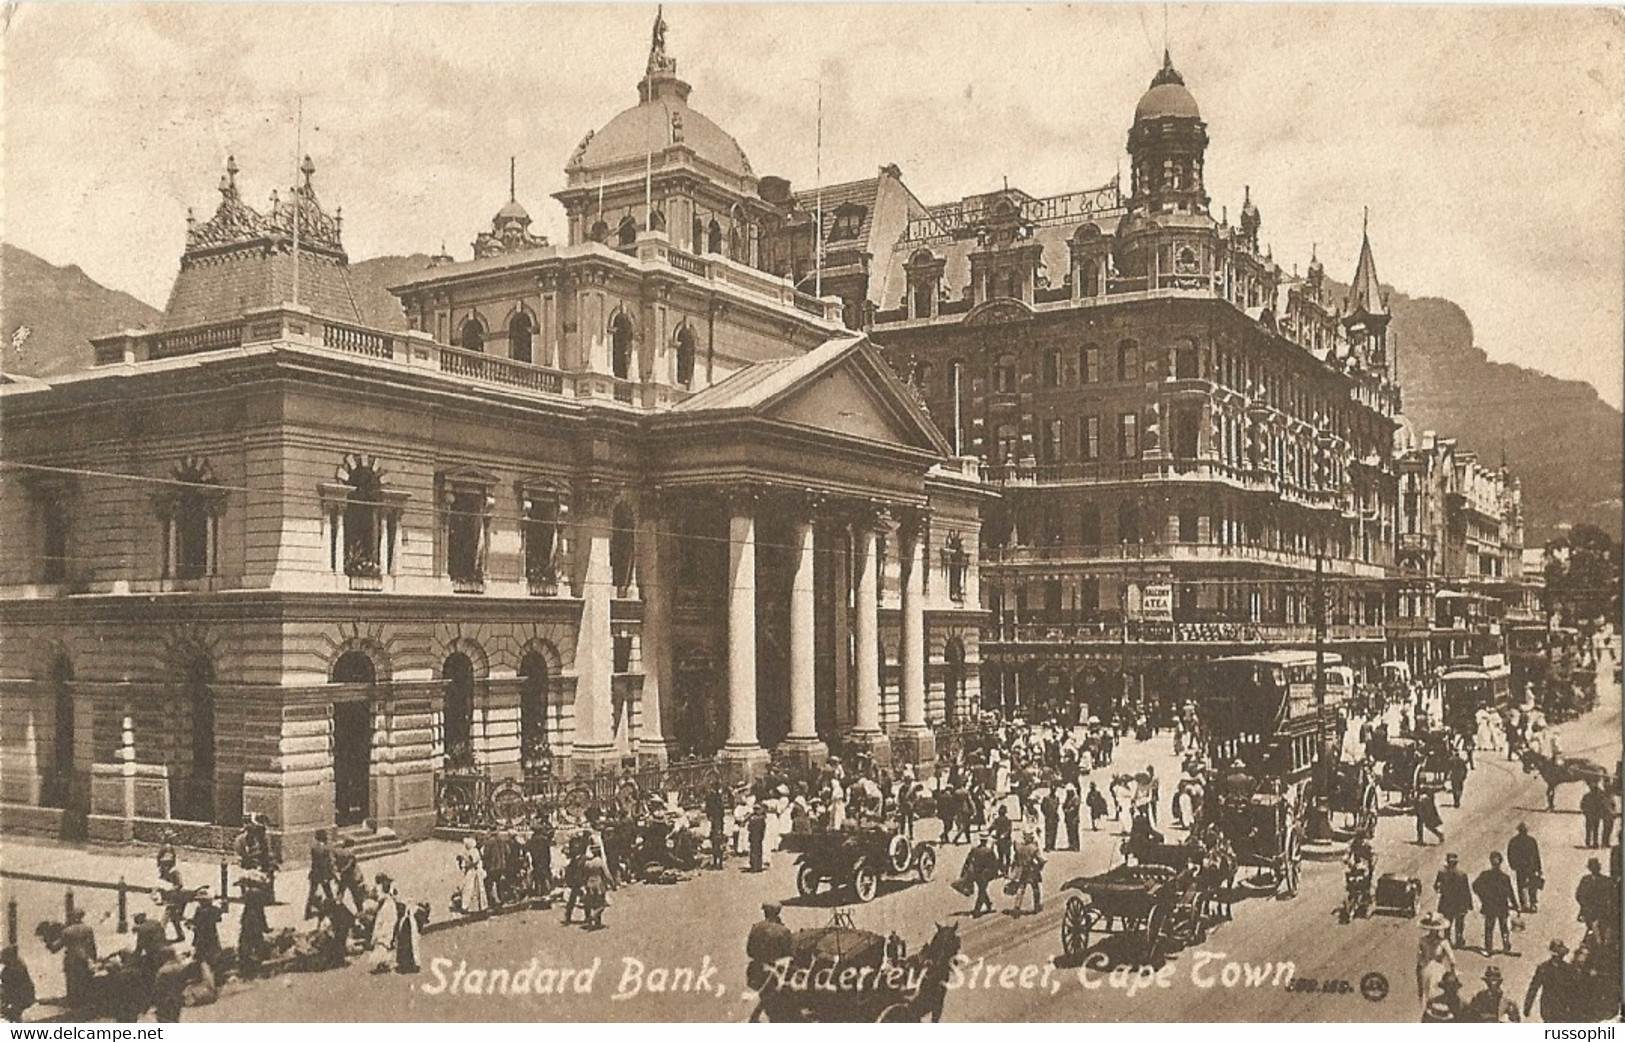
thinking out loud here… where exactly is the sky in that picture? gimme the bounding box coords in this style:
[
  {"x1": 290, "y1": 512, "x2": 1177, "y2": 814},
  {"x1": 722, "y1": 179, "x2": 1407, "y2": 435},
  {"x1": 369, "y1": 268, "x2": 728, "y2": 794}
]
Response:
[{"x1": 5, "y1": 3, "x2": 1623, "y2": 408}]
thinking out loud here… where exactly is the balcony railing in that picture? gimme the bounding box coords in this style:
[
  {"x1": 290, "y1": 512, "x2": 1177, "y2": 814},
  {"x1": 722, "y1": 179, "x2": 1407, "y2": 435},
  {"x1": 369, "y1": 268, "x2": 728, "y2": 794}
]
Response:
[
  {"x1": 982, "y1": 540, "x2": 1388, "y2": 577},
  {"x1": 438, "y1": 344, "x2": 564, "y2": 394},
  {"x1": 986, "y1": 619, "x2": 1388, "y2": 645}
]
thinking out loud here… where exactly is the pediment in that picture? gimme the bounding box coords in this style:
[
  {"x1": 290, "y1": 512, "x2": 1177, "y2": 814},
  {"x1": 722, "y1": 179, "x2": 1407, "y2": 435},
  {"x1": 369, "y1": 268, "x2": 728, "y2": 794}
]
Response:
[{"x1": 767, "y1": 359, "x2": 934, "y2": 451}]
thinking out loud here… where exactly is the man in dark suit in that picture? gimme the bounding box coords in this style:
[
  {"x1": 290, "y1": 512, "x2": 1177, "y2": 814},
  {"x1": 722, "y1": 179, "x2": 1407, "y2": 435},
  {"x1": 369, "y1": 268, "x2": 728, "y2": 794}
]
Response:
[
  {"x1": 1506, "y1": 823, "x2": 1542, "y2": 912},
  {"x1": 1472, "y1": 852, "x2": 1517, "y2": 955},
  {"x1": 1434, "y1": 852, "x2": 1473, "y2": 949}
]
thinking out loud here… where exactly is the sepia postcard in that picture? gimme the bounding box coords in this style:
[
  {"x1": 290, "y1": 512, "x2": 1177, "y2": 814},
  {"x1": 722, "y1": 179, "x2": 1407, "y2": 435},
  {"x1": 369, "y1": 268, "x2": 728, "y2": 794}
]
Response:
[{"x1": 1, "y1": 1, "x2": 1621, "y2": 1025}]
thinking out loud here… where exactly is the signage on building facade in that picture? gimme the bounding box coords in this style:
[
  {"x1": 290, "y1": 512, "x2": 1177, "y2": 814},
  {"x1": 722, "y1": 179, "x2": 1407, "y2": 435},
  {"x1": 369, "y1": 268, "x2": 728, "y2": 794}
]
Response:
[{"x1": 1141, "y1": 582, "x2": 1174, "y2": 621}]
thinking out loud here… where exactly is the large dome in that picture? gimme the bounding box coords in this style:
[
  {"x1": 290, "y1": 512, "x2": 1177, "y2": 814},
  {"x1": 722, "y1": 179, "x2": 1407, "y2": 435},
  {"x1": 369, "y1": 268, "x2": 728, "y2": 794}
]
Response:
[
  {"x1": 577, "y1": 80, "x2": 753, "y2": 180},
  {"x1": 1134, "y1": 51, "x2": 1201, "y2": 122}
]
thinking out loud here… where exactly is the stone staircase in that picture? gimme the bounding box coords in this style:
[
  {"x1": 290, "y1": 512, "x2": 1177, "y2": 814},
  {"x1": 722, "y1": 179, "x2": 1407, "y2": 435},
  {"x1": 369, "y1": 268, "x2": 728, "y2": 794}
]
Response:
[{"x1": 336, "y1": 823, "x2": 409, "y2": 863}]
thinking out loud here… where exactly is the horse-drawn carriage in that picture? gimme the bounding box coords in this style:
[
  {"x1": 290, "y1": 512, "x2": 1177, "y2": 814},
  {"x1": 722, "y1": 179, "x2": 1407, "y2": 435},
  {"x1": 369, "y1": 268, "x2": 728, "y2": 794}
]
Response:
[
  {"x1": 1059, "y1": 863, "x2": 1209, "y2": 964},
  {"x1": 1310, "y1": 760, "x2": 1380, "y2": 835},
  {"x1": 1204, "y1": 785, "x2": 1304, "y2": 897},
  {"x1": 794, "y1": 824, "x2": 937, "y2": 903},
  {"x1": 1372, "y1": 729, "x2": 1455, "y2": 806},
  {"x1": 752, "y1": 910, "x2": 960, "y2": 1022}
]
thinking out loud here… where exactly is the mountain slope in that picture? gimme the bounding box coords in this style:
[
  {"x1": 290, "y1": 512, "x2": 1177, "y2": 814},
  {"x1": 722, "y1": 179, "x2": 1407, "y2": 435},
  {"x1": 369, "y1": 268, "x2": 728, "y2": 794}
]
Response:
[{"x1": 2, "y1": 244, "x2": 163, "y2": 377}]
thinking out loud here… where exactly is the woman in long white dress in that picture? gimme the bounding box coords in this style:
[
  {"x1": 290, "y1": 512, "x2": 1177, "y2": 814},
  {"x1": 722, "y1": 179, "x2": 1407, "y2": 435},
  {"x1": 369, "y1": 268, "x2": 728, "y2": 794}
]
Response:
[
  {"x1": 369, "y1": 876, "x2": 401, "y2": 971},
  {"x1": 456, "y1": 837, "x2": 487, "y2": 914}
]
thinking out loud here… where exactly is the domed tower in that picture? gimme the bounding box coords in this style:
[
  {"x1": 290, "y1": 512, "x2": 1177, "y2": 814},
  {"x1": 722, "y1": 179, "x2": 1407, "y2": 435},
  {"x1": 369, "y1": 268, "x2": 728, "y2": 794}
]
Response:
[
  {"x1": 474, "y1": 158, "x2": 549, "y2": 259},
  {"x1": 553, "y1": 8, "x2": 767, "y2": 264},
  {"x1": 1114, "y1": 51, "x2": 1218, "y2": 287},
  {"x1": 1127, "y1": 50, "x2": 1209, "y2": 218}
]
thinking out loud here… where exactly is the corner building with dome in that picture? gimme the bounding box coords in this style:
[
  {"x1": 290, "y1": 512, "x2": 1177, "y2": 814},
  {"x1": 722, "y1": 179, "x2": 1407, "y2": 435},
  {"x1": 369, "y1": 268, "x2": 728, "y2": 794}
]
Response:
[{"x1": 0, "y1": 14, "x2": 989, "y2": 853}]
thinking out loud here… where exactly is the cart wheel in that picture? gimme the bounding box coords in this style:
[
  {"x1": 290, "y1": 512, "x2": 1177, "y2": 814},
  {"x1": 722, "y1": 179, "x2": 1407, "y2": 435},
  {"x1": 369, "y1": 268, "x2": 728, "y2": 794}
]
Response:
[
  {"x1": 887, "y1": 834, "x2": 911, "y2": 875},
  {"x1": 876, "y1": 1002, "x2": 915, "y2": 1023},
  {"x1": 1144, "y1": 903, "x2": 1168, "y2": 963},
  {"x1": 853, "y1": 859, "x2": 879, "y2": 903},
  {"x1": 1061, "y1": 896, "x2": 1090, "y2": 957},
  {"x1": 1281, "y1": 832, "x2": 1302, "y2": 898},
  {"x1": 796, "y1": 863, "x2": 820, "y2": 898},
  {"x1": 914, "y1": 845, "x2": 937, "y2": 883}
]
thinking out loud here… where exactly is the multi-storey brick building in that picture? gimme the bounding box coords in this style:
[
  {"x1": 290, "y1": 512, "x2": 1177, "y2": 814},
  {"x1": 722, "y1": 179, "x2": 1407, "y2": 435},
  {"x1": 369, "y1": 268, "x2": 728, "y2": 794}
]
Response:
[
  {"x1": 857, "y1": 54, "x2": 1404, "y2": 721},
  {"x1": 0, "y1": 17, "x2": 986, "y2": 851}
]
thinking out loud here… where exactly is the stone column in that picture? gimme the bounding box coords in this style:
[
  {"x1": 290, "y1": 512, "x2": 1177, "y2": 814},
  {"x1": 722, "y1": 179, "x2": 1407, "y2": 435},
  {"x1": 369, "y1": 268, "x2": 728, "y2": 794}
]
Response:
[
  {"x1": 723, "y1": 492, "x2": 768, "y2": 779},
  {"x1": 570, "y1": 481, "x2": 619, "y2": 777},
  {"x1": 895, "y1": 513, "x2": 935, "y2": 766},
  {"x1": 782, "y1": 508, "x2": 827, "y2": 771},
  {"x1": 850, "y1": 511, "x2": 891, "y2": 766},
  {"x1": 635, "y1": 497, "x2": 670, "y2": 769}
]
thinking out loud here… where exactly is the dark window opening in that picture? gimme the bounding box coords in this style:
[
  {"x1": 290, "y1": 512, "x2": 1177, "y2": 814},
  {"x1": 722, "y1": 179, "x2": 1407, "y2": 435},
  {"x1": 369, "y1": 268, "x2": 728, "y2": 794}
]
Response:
[
  {"x1": 611, "y1": 314, "x2": 634, "y2": 380},
  {"x1": 41, "y1": 497, "x2": 68, "y2": 583},
  {"x1": 1117, "y1": 340, "x2": 1139, "y2": 382},
  {"x1": 175, "y1": 494, "x2": 210, "y2": 580},
  {"x1": 675, "y1": 327, "x2": 696, "y2": 388},
  {"x1": 518, "y1": 652, "x2": 550, "y2": 766},
  {"x1": 447, "y1": 489, "x2": 484, "y2": 585},
  {"x1": 459, "y1": 317, "x2": 485, "y2": 353},
  {"x1": 443, "y1": 653, "x2": 475, "y2": 768},
  {"x1": 610, "y1": 503, "x2": 635, "y2": 593},
  {"x1": 523, "y1": 496, "x2": 559, "y2": 587},
  {"x1": 617, "y1": 216, "x2": 638, "y2": 246},
  {"x1": 509, "y1": 312, "x2": 535, "y2": 364},
  {"x1": 344, "y1": 466, "x2": 383, "y2": 579}
]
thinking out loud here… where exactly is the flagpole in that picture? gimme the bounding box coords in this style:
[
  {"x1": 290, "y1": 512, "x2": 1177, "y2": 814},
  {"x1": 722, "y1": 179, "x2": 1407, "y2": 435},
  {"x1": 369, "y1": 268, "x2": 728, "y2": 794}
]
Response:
[
  {"x1": 292, "y1": 93, "x2": 302, "y2": 307},
  {"x1": 814, "y1": 76, "x2": 823, "y2": 298}
]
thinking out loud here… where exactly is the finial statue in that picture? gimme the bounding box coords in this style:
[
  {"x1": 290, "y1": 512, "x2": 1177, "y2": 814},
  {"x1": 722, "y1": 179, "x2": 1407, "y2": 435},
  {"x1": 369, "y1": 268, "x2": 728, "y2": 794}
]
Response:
[
  {"x1": 300, "y1": 155, "x2": 315, "y2": 189},
  {"x1": 647, "y1": 5, "x2": 675, "y2": 75}
]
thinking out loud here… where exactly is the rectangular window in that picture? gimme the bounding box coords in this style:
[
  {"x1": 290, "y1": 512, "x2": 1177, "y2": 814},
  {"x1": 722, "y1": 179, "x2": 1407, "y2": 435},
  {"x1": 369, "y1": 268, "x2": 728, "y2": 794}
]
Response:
[
  {"x1": 1118, "y1": 342, "x2": 1139, "y2": 382},
  {"x1": 40, "y1": 496, "x2": 68, "y2": 583},
  {"x1": 447, "y1": 490, "x2": 485, "y2": 587},
  {"x1": 1082, "y1": 416, "x2": 1100, "y2": 461},
  {"x1": 522, "y1": 495, "x2": 559, "y2": 592},
  {"x1": 1043, "y1": 349, "x2": 1062, "y2": 388},
  {"x1": 1118, "y1": 413, "x2": 1139, "y2": 459},
  {"x1": 613, "y1": 634, "x2": 633, "y2": 674},
  {"x1": 1043, "y1": 418, "x2": 1063, "y2": 463},
  {"x1": 1082, "y1": 346, "x2": 1100, "y2": 384}
]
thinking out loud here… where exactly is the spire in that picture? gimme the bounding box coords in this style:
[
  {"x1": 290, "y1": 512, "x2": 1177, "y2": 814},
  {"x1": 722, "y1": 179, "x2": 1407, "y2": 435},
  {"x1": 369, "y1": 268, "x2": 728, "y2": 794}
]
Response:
[
  {"x1": 1152, "y1": 47, "x2": 1185, "y2": 87},
  {"x1": 1347, "y1": 209, "x2": 1388, "y2": 318}
]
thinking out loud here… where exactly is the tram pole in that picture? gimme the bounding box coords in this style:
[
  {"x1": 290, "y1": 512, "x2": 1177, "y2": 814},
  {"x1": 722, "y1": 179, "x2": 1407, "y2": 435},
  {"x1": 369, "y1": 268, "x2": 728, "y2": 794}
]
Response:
[{"x1": 1309, "y1": 548, "x2": 1333, "y2": 841}]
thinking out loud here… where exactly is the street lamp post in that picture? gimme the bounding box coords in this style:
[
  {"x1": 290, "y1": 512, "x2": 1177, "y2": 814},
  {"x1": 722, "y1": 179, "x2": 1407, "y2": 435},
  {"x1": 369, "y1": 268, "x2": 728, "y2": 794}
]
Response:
[{"x1": 1309, "y1": 543, "x2": 1333, "y2": 841}]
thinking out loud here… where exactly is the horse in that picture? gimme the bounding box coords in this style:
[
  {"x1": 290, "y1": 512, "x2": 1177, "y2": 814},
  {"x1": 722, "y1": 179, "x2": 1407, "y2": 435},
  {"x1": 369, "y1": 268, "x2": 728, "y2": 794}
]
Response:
[
  {"x1": 888, "y1": 921, "x2": 961, "y2": 1023},
  {"x1": 1519, "y1": 749, "x2": 1610, "y2": 810},
  {"x1": 1194, "y1": 830, "x2": 1238, "y2": 922}
]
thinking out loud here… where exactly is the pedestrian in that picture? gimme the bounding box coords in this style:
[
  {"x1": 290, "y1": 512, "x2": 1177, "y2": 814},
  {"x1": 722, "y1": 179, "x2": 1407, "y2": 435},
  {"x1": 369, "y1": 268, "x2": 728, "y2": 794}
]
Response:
[
  {"x1": 964, "y1": 836, "x2": 1001, "y2": 917},
  {"x1": 525, "y1": 822, "x2": 554, "y2": 902},
  {"x1": 747, "y1": 803, "x2": 768, "y2": 872},
  {"x1": 481, "y1": 828, "x2": 509, "y2": 905},
  {"x1": 394, "y1": 897, "x2": 424, "y2": 974},
  {"x1": 306, "y1": 828, "x2": 337, "y2": 919},
  {"x1": 1086, "y1": 782, "x2": 1108, "y2": 831},
  {"x1": 1506, "y1": 823, "x2": 1543, "y2": 912},
  {"x1": 1574, "y1": 857, "x2": 1614, "y2": 941},
  {"x1": 1603, "y1": 786, "x2": 1620, "y2": 849},
  {"x1": 991, "y1": 805, "x2": 1014, "y2": 873},
  {"x1": 151, "y1": 947, "x2": 189, "y2": 1024},
  {"x1": 1062, "y1": 785, "x2": 1081, "y2": 851},
  {"x1": 898, "y1": 780, "x2": 917, "y2": 841},
  {"x1": 1473, "y1": 852, "x2": 1517, "y2": 955},
  {"x1": 0, "y1": 946, "x2": 36, "y2": 1023},
  {"x1": 131, "y1": 911, "x2": 168, "y2": 982},
  {"x1": 156, "y1": 831, "x2": 180, "y2": 888},
  {"x1": 936, "y1": 783, "x2": 957, "y2": 844},
  {"x1": 158, "y1": 875, "x2": 190, "y2": 943},
  {"x1": 455, "y1": 836, "x2": 487, "y2": 915},
  {"x1": 187, "y1": 888, "x2": 223, "y2": 974},
  {"x1": 1448, "y1": 755, "x2": 1468, "y2": 808},
  {"x1": 1462, "y1": 965, "x2": 1520, "y2": 1022},
  {"x1": 319, "y1": 894, "x2": 356, "y2": 967},
  {"x1": 1416, "y1": 912, "x2": 1457, "y2": 1012},
  {"x1": 1010, "y1": 829, "x2": 1045, "y2": 915},
  {"x1": 1415, "y1": 789, "x2": 1444, "y2": 845},
  {"x1": 579, "y1": 846, "x2": 610, "y2": 930},
  {"x1": 234, "y1": 869, "x2": 272, "y2": 979},
  {"x1": 1146, "y1": 765, "x2": 1160, "y2": 828},
  {"x1": 1433, "y1": 852, "x2": 1473, "y2": 949},
  {"x1": 561, "y1": 832, "x2": 588, "y2": 924},
  {"x1": 1040, "y1": 789, "x2": 1060, "y2": 852},
  {"x1": 334, "y1": 837, "x2": 365, "y2": 910},
  {"x1": 745, "y1": 903, "x2": 793, "y2": 1023},
  {"x1": 1580, "y1": 782, "x2": 1604, "y2": 848},
  {"x1": 1522, "y1": 940, "x2": 1574, "y2": 1022}
]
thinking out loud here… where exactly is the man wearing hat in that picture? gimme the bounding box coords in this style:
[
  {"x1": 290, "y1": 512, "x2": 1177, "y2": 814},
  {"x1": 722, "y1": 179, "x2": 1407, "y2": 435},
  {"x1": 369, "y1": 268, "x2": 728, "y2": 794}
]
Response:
[
  {"x1": 1463, "y1": 965, "x2": 1520, "y2": 1022},
  {"x1": 188, "y1": 886, "x2": 224, "y2": 973},
  {"x1": 1574, "y1": 857, "x2": 1614, "y2": 942},
  {"x1": 1433, "y1": 853, "x2": 1473, "y2": 949},
  {"x1": 1473, "y1": 851, "x2": 1519, "y2": 955},
  {"x1": 1506, "y1": 822, "x2": 1543, "y2": 912},
  {"x1": 1523, "y1": 940, "x2": 1574, "y2": 1022},
  {"x1": 745, "y1": 903, "x2": 792, "y2": 1022}
]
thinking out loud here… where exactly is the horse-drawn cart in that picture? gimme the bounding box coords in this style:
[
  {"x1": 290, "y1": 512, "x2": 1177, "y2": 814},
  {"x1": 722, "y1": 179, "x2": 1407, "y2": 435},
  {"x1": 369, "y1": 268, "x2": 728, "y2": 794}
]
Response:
[
  {"x1": 1059, "y1": 863, "x2": 1208, "y2": 965},
  {"x1": 794, "y1": 825, "x2": 936, "y2": 903}
]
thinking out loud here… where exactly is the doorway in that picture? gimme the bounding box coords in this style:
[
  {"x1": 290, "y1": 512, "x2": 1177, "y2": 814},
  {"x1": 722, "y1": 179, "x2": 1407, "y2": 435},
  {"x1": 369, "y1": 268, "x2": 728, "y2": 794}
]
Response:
[{"x1": 333, "y1": 701, "x2": 372, "y2": 826}]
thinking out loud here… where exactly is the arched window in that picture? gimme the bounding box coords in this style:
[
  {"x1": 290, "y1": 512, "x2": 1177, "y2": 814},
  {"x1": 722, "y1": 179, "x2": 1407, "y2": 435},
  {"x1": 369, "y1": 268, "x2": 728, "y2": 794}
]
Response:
[
  {"x1": 183, "y1": 655, "x2": 215, "y2": 822},
  {"x1": 728, "y1": 224, "x2": 743, "y2": 261},
  {"x1": 707, "y1": 219, "x2": 723, "y2": 255},
  {"x1": 459, "y1": 316, "x2": 485, "y2": 353},
  {"x1": 442, "y1": 652, "x2": 475, "y2": 768},
  {"x1": 1118, "y1": 500, "x2": 1141, "y2": 544},
  {"x1": 675, "y1": 325, "x2": 696, "y2": 388},
  {"x1": 518, "y1": 651, "x2": 550, "y2": 771},
  {"x1": 43, "y1": 655, "x2": 73, "y2": 809},
  {"x1": 617, "y1": 216, "x2": 638, "y2": 247},
  {"x1": 343, "y1": 464, "x2": 384, "y2": 579},
  {"x1": 509, "y1": 312, "x2": 534, "y2": 364},
  {"x1": 610, "y1": 502, "x2": 636, "y2": 594},
  {"x1": 588, "y1": 220, "x2": 610, "y2": 243},
  {"x1": 164, "y1": 458, "x2": 222, "y2": 581},
  {"x1": 173, "y1": 487, "x2": 211, "y2": 580},
  {"x1": 610, "y1": 313, "x2": 634, "y2": 380}
]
